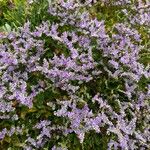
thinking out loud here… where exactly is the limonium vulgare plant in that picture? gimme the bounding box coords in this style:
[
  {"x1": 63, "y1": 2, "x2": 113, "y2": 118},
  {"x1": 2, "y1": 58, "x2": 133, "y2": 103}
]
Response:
[{"x1": 0, "y1": 0, "x2": 150, "y2": 149}]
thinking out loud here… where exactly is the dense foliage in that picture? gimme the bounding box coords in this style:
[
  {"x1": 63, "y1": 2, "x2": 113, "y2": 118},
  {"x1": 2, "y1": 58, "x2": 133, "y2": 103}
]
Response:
[{"x1": 0, "y1": 0, "x2": 150, "y2": 149}]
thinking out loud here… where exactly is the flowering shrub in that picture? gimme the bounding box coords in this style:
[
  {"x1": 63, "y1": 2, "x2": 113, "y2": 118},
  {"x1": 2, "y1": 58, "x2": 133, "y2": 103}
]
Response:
[{"x1": 0, "y1": 0, "x2": 149, "y2": 149}]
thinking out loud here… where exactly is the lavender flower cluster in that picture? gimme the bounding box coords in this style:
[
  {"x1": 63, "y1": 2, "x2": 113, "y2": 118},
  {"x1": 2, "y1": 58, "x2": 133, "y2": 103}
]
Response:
[{"x1": 0, "y1": 0, "x2": 149, "y2": 149}]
